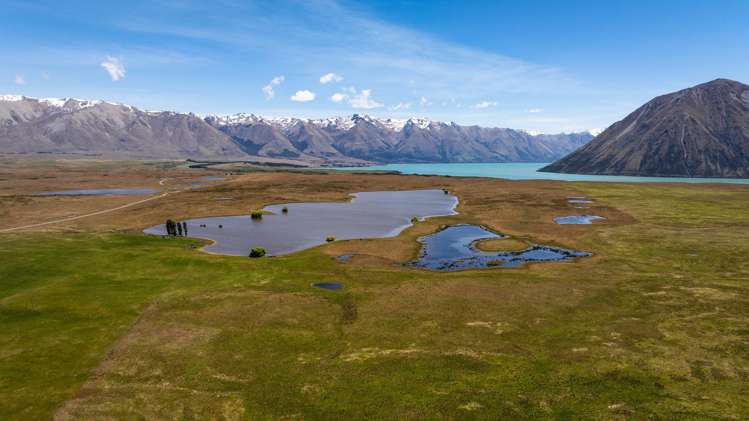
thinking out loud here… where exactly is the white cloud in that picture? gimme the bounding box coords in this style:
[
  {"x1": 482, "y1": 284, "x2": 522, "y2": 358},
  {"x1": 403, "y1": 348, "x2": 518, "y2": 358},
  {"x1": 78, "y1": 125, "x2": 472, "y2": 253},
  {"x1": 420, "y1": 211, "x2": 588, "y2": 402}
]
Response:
[
  {"x1": 290, "y1": 89, "x2": 316, "y2": 102},
  {"x1": 588, "y1": 128, "x2": 603, "y2": 136},
  {"x1": 330, "y1": 92, "x2": 347, "y2": 103},
  {"x1": 100, "y1": 56, "x2": 126, "y2": 81},
  {"x1": 390, "y1": 102, "x2": 411, "y2": 111},
  {"x1": 349, "y1": 89, "x2": 383, "y2": 109},
  {"x1": 474, "y1": 101, "x2": 497, "y2": 109},
  {"x1": 262, "y1": 75, "x2": 285, "y2": 100},
  {"x1": 419, "y1": 97, "x2": 431, "y2": 107},
  {"x1": 14, "y1": 74, "x2": 25, "y2": 85},
  {"x1": 330, "y1": 87, "x2": 383, "y2": 109},
  {"x1": 528, "y1": 108, "x2": 543, "y2": 113},
  {"x1": 320, "y1": 72, "x2": 343, "y2": 84}
]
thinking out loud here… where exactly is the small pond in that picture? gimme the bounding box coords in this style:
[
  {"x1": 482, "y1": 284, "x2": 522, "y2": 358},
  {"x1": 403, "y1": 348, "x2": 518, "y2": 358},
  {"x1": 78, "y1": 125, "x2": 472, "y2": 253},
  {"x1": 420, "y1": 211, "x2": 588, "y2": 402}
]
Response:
[
  {"x1": 144, "y1": 189, "x2": 458, "y2": 256},
  {"x1": 408, "y1": 224, "x2": 590, "y2": 271},
  {"x1": 35, "y1": 188, "x2": 159, "y2": 196},
  {"x1": 312, "y1": 282, "x2": 343, "y2": 290},
  {"x1": 568, "y1": 199, "x2": 594, "y2": 204},
  {"x1": 554, "y1": 215, "x2": 606, "y2": 225}
]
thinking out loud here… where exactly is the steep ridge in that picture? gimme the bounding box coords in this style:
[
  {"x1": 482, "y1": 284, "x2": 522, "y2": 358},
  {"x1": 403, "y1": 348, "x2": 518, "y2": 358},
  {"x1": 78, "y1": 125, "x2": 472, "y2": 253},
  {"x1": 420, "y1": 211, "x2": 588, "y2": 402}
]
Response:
[{"x1": 541, "y1": 79, "x2": 749, "y2": 178}]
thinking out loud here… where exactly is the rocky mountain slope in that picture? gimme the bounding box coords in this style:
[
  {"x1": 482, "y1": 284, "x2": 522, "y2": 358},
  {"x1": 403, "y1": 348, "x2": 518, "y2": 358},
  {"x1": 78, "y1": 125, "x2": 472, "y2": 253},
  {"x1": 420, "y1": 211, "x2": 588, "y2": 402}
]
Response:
[
  {"x1": 1, "y1": 95, "x2": 593, "y2": 165},
  {"x1": 541, "y1": 79, "x2": 749, "y2": 178}
]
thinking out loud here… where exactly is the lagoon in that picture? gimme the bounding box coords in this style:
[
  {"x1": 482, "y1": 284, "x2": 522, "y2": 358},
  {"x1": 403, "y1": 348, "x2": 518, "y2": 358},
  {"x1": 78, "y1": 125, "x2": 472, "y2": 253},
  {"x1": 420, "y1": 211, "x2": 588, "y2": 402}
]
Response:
[
  {"x1": 334, "y1": 163, "x2": 749, "y2": 184},
  {"x1": 144, "y1": 189, "x2": 457, "y2": 256}
]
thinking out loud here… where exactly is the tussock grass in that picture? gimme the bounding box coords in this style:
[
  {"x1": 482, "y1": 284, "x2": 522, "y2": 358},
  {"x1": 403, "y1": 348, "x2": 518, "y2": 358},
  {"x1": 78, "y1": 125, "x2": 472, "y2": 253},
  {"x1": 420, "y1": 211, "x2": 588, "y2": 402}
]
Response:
[{"x1": 1, "y1": 161, "x2": 749, "y2": 419}]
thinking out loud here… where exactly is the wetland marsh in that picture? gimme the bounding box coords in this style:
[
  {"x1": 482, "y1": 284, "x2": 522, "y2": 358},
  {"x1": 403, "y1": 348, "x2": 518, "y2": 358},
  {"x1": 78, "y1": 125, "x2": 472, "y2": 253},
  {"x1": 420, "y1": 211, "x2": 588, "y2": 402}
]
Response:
[{"x1": 1, "y1": 160, "x2": 748, "y2": 419}]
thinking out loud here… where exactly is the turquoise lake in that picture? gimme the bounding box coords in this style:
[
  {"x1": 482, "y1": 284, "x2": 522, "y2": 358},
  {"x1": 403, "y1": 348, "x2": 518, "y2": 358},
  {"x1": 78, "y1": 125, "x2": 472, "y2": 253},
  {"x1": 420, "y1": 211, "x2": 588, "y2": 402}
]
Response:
[{"x1": 335, "y1": 163, "x2": 749, "y2": 184}]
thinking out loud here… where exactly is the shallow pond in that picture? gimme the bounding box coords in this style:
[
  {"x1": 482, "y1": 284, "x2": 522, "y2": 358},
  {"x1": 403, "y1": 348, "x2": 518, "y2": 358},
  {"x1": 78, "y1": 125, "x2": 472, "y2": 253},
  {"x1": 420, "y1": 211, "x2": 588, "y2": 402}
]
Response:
[
  {"x1": 144, "y1": 189, "x2": 458, "y2": 256},
  {"x1": 408, "y1": 224, "x2": 590, "y2": 271},
  {"x1": 554, "y1": 215, "x2": 606, "y2": 224},
  {"x1": 568, "y1": 199, "x2": 594, "y2": 204},
  {"x1": 35, "y1": 188, "x2": 159, "y2": 196},
  {"x1": 312, "y1": 282, "x2": 343, "y2": 290}
]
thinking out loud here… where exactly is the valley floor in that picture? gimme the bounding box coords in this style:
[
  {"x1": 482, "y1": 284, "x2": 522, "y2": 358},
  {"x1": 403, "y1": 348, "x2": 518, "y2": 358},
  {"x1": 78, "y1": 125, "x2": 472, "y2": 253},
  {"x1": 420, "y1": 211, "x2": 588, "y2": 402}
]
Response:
[{"x1": 1, "y1": 159, "x2": 748, "y2": 419}]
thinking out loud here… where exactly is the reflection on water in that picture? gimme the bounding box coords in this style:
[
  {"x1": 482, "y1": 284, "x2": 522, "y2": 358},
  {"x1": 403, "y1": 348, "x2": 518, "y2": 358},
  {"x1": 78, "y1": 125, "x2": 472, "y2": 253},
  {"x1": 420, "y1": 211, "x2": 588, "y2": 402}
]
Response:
[
  {"x1": 144, "y1": 189, "x2": 458, "y2": 256},
  {"x1": 409, "y1": 224, "x2": 590, "y2": 271}
]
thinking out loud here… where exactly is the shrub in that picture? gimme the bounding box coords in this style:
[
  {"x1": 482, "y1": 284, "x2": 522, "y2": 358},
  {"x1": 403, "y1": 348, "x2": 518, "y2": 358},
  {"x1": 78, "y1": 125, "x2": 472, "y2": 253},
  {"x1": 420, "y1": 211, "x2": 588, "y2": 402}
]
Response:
[
  {"x1": 325, "y1": 236, "x2": 336, "y2": 242},
  {"x1": 249, "y1": 246, "x2": 266, "y2": 257},
  {"x1": 282, "y1": 207, "x2": 289, "y2": 214},
  {"x1": 411, "y1": 216, "x2": 419, "y2": 223},
  {"x1": 250, "y1": 209, "x2": 264, "y2": 220}
]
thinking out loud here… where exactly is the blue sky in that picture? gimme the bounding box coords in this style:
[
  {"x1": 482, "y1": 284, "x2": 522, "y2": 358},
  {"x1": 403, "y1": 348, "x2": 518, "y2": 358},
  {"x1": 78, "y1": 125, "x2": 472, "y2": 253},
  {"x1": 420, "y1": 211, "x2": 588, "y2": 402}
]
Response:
[{"x1": 2, "y1": 0, "x2": 747, "y2": 133}]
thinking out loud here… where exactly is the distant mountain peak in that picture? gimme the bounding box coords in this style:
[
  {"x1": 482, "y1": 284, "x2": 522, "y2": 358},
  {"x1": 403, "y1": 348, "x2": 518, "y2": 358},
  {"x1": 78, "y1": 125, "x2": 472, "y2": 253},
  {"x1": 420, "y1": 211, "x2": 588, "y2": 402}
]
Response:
[
  {"x1": 1, "y1": 93, "x2": 593, "y2": 165},
  {"x1": 542, "y1": 78, "x2": 749, "y2": 178}
]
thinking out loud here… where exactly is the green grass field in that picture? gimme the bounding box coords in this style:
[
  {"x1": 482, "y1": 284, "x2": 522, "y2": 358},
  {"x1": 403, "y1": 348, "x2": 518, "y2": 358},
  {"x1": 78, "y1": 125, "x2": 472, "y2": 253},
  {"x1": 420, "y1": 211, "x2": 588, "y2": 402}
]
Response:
[{"x1": 1, "y1": 181, "x2": 748, "y2": 419}]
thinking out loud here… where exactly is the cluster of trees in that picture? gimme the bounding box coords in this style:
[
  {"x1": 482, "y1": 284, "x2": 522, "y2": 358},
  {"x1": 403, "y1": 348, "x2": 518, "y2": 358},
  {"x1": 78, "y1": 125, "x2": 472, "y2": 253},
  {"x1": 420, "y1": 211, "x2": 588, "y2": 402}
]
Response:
[{"x1": 165, "y1": 219, "x2": 188, "y2": 236}]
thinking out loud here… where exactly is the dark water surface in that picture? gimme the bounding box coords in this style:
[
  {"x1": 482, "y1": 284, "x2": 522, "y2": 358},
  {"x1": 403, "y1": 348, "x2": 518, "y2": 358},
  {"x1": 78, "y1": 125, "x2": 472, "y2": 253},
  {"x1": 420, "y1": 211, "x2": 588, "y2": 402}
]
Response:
[
  {"x1": 145, "y1": 189, "x2": 458, "y2": 256},
  {"x1": 409, "y1": 224, "x2": 590, "y2": 271},
  {"x1": 35, "y1": 188, "x2": 159, "y2": 196},
  {"x1": 312, "y1": 282, "x2": 343, "y2": 290}
]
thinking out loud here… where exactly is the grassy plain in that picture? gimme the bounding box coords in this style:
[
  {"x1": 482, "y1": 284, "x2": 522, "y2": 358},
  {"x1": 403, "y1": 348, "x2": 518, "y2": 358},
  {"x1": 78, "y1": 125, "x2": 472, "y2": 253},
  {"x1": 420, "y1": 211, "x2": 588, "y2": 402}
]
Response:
[{"x1": 1, "y1": 159, "x2": 748, "y2": 419}]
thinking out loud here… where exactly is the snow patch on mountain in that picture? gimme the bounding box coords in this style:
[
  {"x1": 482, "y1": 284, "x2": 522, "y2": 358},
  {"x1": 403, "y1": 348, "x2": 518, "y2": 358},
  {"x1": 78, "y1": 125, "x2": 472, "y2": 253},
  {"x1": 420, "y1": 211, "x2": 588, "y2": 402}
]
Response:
[
  {"x1": 205, "y1": 113, "x2": 438, "y2": 132},
  {"x1": 0, "y1": 95, "x2": 134, "y2": 111},
  {"x1": 0, "y1": 95, "x2": 25, "y2": 102}
]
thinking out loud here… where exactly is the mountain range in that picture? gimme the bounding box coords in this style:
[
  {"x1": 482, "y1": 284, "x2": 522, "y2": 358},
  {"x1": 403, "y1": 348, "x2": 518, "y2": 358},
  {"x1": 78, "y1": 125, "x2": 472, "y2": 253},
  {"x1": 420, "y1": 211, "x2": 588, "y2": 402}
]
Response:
[
  {"x1": 0, "y1": 95, "x2": 593, "y2": 165},
  {"x1": 542, "y1": 79, "x2": 749, "y2": 178}
]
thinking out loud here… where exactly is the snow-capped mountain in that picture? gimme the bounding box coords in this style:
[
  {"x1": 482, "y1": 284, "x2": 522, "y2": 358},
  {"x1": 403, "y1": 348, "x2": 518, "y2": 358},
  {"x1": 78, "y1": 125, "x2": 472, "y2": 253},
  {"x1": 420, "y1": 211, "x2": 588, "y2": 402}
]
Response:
[
  {"x1": 0, "y1": 95, "x2": 593, "y2": 164},
  {"x1": 206, "y1": 113, "x2": 436, "y2": 132}
]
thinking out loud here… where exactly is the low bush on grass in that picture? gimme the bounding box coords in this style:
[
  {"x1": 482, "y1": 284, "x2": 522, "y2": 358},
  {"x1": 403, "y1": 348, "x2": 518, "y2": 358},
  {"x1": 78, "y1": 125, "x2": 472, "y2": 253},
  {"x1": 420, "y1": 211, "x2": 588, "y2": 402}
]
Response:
[{"x1": 249, "y1": 246, "x2": 266, "y2": 257}]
